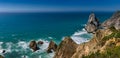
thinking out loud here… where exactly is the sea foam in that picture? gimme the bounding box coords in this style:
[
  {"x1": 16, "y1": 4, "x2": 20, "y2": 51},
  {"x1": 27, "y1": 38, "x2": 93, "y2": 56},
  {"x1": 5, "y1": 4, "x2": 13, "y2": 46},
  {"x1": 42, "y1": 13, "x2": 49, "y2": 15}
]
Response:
[
  {"x1": 71, "y1": 28, "x2": 92, "y2": 44},
  {"x1": 0, "y1": 39, "x2": 54, "y2": 58}
]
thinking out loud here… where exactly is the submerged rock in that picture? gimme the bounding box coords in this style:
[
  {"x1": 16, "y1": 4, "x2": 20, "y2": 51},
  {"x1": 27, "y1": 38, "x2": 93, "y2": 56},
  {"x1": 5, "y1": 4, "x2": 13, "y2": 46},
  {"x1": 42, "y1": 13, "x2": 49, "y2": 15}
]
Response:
[
  {"x1": 2, "y1": 50, "x2": 5, "y2": 54},
  {"x1": 85, "y1": 13, "x2": 100, "y2": 33},
  {"x1": 29, "y1": 40, "x2": 39, "y2": 52},
  {"x1": 38, "y1": 41, "x2": 44, "y2": 45},
  {"x1": 47, "y1": 40, "x2": 57, "y2": 53},
  {"x1": 54, "y1": 37, "x2": 78, "y2": 58}
]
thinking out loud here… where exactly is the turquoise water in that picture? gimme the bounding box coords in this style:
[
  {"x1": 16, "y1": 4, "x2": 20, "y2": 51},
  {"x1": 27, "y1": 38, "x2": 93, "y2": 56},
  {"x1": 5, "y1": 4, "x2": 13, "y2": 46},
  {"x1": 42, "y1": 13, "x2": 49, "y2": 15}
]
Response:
[{"x1": 0, "y1": 12, "x2": 113, "y2": 58}]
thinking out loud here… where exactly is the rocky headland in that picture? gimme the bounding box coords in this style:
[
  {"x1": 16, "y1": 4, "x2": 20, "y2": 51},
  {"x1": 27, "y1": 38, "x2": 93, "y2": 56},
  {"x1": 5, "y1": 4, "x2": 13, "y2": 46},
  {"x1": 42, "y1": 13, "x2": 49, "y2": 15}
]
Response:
[
  {"x1": 52, "y1": 11, "x2": 120, "y2": 58},
  {"x1": 28, "y1": 11, "x2": 120, "y2": 58}
]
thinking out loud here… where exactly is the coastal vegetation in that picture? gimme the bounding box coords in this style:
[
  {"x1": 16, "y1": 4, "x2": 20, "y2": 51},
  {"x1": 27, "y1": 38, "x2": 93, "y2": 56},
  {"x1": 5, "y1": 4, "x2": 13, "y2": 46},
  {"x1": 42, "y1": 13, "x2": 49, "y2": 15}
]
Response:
[
  {"x1": 82, "y1": 46, "x2": 120, "y2": 58},
  {"x1": 52, "y1": 11, "x2": 120, "y2": 58}
]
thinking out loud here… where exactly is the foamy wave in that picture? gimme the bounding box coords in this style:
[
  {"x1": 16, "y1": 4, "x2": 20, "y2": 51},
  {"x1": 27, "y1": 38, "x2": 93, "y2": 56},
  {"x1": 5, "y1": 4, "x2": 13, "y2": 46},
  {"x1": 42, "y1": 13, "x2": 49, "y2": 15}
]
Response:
[
  {"x1": 34, "y1": 39, "x2": 49, "y2": 53},
  {"x1": 71, "y1": 28, "x2": 92, "y2": 44},
  {"x1": 0, "y1": 39, "x2": 54, "y2": 58}
]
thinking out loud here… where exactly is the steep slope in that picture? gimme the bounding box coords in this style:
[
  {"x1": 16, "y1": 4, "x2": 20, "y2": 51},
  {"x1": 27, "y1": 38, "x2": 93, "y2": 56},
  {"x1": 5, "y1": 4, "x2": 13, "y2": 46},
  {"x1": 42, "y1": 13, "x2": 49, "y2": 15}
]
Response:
[
  {"x1": 53, "y1": 11, "x2": 120, "y2": 58},
  {"x1": 54, "y1": 37, "x2": 78, "y2": 58}
]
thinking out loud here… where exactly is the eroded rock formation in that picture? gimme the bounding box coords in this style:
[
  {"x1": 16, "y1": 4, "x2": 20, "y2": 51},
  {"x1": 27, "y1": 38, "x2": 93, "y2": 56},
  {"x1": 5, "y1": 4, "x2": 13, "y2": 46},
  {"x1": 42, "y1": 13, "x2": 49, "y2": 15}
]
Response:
[
  {"x1": 85, "y1": 13, "x2": 100, "y2": 33},
  {"x1": 29, "y1": 40, "x2": 39, "y2": 52},
  {"x1": 54, "y1": 37, "x2": 78, "y2": 58},
  {"x1": 47, "y1": 40, "x2": 57, "y2": 53},
  {"x1": 53, "y1": 11, "x2": 120, "y2": 58}
]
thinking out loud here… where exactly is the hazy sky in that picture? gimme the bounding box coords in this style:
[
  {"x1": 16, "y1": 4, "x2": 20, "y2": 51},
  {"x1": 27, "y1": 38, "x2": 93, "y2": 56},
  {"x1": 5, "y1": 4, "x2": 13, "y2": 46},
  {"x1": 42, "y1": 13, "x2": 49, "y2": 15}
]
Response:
[{"x1": 0, "y1": 0, "x2": 120, "y2": 12}]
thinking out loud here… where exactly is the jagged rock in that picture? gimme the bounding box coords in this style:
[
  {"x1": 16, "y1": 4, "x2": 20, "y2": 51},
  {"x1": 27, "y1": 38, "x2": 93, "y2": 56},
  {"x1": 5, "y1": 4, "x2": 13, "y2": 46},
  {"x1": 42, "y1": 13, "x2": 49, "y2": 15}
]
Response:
[
  {"x1": 54, "y1": 37, "x2": 78, "y2": 58},
  {"x1": 114, "y1": 17, "x2": 120, "y2": 30},
  {"x1": 47, "y1": 40, "x2": 57, "y2": 53},
  {"x1": 53, "y1": 11, "x2": 120, "y2": 58},
  {"x1": 85, "y1": 13, "x2": 100, "y2": 33},
  {"x1": 29, "y1": 40, "x2": 39, "y2": 52},
  {"x1": 102, "y1": 11, "x2": 120, "y2": 30}
]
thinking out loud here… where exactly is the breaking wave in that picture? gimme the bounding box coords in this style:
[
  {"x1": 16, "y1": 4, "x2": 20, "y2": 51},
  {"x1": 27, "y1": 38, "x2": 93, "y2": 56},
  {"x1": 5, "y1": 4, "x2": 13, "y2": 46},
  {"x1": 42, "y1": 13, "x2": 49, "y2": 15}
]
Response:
[
  {"x1": 0, "y1": 39, "x2": 54, "y2": 58},
  {"x1": 71, "y1": 28, "x2": 92, "y2": 44}
]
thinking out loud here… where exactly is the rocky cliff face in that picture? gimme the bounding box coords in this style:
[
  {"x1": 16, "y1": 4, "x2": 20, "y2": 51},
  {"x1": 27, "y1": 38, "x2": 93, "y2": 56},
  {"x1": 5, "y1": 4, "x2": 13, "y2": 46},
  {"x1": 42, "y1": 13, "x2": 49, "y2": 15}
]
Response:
[
  {"x1": 54, "y1": 37, "x2": 78, "y2": 58},
  {"x1": 53, "y1": 11, "x2": 120, "y2": 58},
  {"x1": 47, "y1": 40, "x2": 57, "y2": 53},
  {"x1": 54, "y1": 27, "x2": 120, "y2": 58},
  {"x1": 71, "y1": 28, "x2": 115, "y2": 58},
  {"x1": 102, "y1": 11, "x2": 120, "y2": 30}
]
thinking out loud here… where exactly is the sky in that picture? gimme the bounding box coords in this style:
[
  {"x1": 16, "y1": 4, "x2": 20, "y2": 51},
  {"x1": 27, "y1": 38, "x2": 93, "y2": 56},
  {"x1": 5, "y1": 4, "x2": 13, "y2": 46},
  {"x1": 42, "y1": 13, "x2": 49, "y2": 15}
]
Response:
[{"x1": 0, "y1": 0, "x2": 120, "y2": 12}]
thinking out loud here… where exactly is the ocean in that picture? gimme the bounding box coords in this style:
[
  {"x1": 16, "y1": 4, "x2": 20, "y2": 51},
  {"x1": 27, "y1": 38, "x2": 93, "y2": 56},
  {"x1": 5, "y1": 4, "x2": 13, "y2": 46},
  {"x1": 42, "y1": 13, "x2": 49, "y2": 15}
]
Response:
[{"x1": 0, "y1": 12, "x2": 113, "y2": 58}]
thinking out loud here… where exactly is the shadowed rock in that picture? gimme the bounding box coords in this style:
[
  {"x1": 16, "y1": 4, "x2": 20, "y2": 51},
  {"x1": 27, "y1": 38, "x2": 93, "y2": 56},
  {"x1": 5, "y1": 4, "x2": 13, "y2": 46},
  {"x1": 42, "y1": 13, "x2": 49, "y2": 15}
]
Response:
[
  {"x1": 2, "y1": 50, "x2": 5, "y2": 54},
  {"x1": 54, "y1": 37, "x2": 78, "y2": 58},
  {"x1": 29, "y1": 40, "x2": 39, "y2": 52},
  {"x1": 38, "y1": 41, "x2": 44, "y2": 45},
  {"x1": 85, "y1": 13, "x2": 100, "y2": 33},
  {"x1": 47, "y1": 40, "x2": 57, "y2": 53}
]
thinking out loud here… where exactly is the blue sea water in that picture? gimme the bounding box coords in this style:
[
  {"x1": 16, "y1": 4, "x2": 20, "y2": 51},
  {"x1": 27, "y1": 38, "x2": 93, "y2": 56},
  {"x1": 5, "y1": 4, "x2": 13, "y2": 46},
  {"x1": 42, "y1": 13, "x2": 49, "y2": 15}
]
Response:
[{"x1": 0, "y1": 12, "x2": 113, "y2": 58}]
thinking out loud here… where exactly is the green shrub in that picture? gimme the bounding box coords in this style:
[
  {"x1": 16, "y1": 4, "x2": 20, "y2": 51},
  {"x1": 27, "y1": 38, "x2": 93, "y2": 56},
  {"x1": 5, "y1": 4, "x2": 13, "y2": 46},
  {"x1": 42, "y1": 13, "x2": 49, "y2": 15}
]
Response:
[
  {"x1": 82, "y1": 46, "x2": 120, "y2": 58},
  {"x1": 109, "y1": 26, "x2": 118, "y2": 33},
  {"x1": 102, "y1": 32, "x2": 120, "y2": 41}
]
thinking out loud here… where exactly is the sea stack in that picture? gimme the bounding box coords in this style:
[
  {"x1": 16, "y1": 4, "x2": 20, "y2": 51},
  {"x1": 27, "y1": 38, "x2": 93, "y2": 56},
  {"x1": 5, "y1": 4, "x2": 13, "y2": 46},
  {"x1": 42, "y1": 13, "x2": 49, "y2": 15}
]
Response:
[
  {"x1": 47, "y1": 40, "x2": 57, "y2": 53},
  {"x1": 29, "y1": 40, "x2": 39, "y2": 52},
  {"x1": 85, "y1": 13, "x2": 100, "y2": 33}
]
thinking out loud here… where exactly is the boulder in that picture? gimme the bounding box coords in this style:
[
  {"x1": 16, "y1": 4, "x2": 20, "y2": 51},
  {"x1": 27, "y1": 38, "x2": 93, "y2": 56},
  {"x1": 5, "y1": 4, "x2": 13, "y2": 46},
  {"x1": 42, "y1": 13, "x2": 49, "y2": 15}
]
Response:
[
  {"x1": 85, "y1": 13, "x2": 100, "y2": 33},
  {"x1": 54, "y1": 37, "x2": 78, "y2": 58},
  {"x1": 38, "y1": 41, "x2": 44, "y2": 45},
  {"x1": 47, "y1": 40, "x2": 57, "y2": 53},
  {"x1": 29, "y1": 40, "x2": 39, "y2": 52}
]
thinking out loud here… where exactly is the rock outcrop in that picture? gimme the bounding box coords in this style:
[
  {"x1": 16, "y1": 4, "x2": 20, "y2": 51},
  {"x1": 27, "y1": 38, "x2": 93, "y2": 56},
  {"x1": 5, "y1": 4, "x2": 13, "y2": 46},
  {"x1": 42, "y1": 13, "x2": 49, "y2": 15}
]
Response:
[
  {"x1": 54, "y1": 37, "x2": 78, "y2": 58},
  {"x1": 114, "y1": 17, "x2": 120, "y2": 30},
  {"x1": 54, "y1": 27, "x2": 120, "y2": 58},
  {"x1": 38, "y1": 41, "x2": 44, "y2": 45},
  {"x1": 47, "y1": 40, "x2": 57, "y2": 53},
  {"x1": 85, "y1": 13, "x2": 100, "y2": 33},
  {"x1": 71, "y1": 28, "x2": 114, "y2": 58},
  {"x1": 102, "y1": 11, "x2": 120, "y2": 30},
  {"x1": 29, "y1": 40, "x2": 39, "y2": 52},
  {"x1": 53, "y1": 11, "x2": 120, "y2": 58}
]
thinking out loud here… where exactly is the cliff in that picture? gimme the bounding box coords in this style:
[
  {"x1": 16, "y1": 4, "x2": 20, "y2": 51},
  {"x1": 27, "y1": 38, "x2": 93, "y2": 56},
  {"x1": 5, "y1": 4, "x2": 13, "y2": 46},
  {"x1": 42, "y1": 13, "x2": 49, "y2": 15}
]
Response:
[
  {"x1": 53, "y1": 11, "x2": 120, "y2": 58},
  {"x1": 54, "y1": 37, "x2": 78, "y2": 58},
  {"x1": 102, "y1": 11, "x2": 120, "y2": 30}
]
